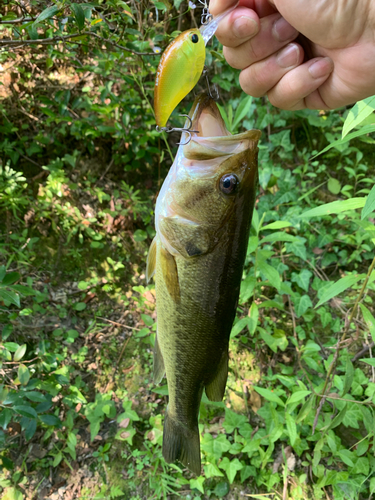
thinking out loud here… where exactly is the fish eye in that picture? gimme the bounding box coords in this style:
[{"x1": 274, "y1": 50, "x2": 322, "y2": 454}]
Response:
[
  {"x1": 191, "y1": 33, "x2": 199, "y2": 43},
  {"x1": 220, "y1": 174, "x2": 239, "y2": 195}
]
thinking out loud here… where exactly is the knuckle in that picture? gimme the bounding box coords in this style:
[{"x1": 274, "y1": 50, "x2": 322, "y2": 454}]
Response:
[
  {"x1": 223, "y1": 47, "x2": 245, "y2": 70},
  {"x1": 239, "y1": 70, "x2": 266, "y2": 97}
]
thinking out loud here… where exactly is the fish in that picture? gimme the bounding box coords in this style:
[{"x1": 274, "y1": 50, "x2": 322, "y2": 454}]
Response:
[
  {"x1": 154, "y1": 4, "x2": 238, "y2": 128},
  {"x1": 147, "y1": 94, "x2": 261, "y2": 475}
]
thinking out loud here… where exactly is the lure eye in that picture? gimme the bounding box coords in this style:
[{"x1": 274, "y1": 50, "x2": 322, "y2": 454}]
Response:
[
  {"x1": 220, "y1": 174, "x2": 239, "y2": 195},
  {"x1": 191, "y1": 33, "x2": 199, "y2": 43}
]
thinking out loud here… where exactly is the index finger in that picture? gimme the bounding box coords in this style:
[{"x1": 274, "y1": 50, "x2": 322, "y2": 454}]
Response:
[{"x1": 210, "y1": 0, "x2": 277, "y2": 18}]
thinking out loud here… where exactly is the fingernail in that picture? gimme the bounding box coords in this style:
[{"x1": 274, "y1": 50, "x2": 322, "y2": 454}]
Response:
[
  {"x1": 277, "y1": 43, "x2": 299, "y2": 68},
  {"x1": 233, "y1": 16, "x2": 258, "y2": 39},
  {"x1": 273, "y1": 17, "x2": 298, "y2": 42},
  {"x1": 308, "y1": 57, "x2": 333, "y2": 78}
]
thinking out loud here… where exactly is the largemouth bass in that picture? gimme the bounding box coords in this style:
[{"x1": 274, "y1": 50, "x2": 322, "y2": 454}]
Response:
[{"x1": 147, "y1": 94, "x2": 261, "y2": 475}]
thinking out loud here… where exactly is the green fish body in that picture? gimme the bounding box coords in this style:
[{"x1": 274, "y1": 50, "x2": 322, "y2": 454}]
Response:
[{"x1": 147, "y1": 95, "x2": 261, "y2": 474}]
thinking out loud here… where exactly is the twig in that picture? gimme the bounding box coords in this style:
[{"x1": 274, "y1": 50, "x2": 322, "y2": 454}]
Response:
[
  {"x1": 104, "y1": 333, "x2": 132, "y2": 392},
  {"x1": 2, "y1": 356, "x2": 39, "y2": 365},
  {"x1": 96, "y1": 316, "x2": 140, "y2": 331},
  {"x1": 0, "y1": 17, "x2": 35, "y2": 24},
  {"x1": 0, "y1": 30, "x2": 159, "y2": 56},
  {"x1": 312, "y1": 395, "x2": 326, "y2": 434},
  {"x1": 351, "y1": 341, "x2": 375, "y2": 362},
  {"x1": 98, "y1": 158, "x2": 114, "y2": 182}
]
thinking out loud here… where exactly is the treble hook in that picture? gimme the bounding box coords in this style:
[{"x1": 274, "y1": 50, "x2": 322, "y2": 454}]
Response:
[
  {"x1": 202, "y1": 67, "x2": 219, "y2": 101},
  {"x1": 156, "y1": 114, "x2": 198, "y2": 145}
]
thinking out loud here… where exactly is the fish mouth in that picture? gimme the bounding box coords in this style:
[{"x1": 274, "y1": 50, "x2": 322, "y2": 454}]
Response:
[
  {"x1": 188, "y1": 94, "x2": 229, "y2": 138},
  {"x1": 183, "y1": 94, "x2": 261, "y2": 160}
]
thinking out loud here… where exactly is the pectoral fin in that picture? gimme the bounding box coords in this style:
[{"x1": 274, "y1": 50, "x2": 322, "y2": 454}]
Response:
[
  {"x1": 160, "y1": 245, "x2": 180, "y2": 303},
  {"x1": 205, "y1": 350, "x2": 228, "y2": 402},
  {"x1": 153, "y1": 334, "x2": 165, "y2": 383},
  {"x1": 146, "y1": 237, "x2": 157, "y2": 282},
  {"x1": 159, "y1": 217, "x2": 210, "y2": 259}
]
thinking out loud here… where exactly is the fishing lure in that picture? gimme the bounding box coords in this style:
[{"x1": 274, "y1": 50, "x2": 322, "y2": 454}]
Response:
[{"x1": 154, "y1": 2, "x2": 237, "y2": 140}]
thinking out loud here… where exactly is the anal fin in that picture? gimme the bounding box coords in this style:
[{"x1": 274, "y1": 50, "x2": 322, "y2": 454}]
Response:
[
  {"x1": 205, "y1": 350, "x2": 228, "y2": 402},
  {"x1": 153, "y1": 334, "x2": 165, "y2": 384}
]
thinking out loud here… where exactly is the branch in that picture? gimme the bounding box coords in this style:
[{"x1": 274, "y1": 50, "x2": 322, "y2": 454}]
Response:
[
  {"x1": 0, "y1": 17, "x2": 35, "y2": 24},
  {"x1": 0, "y1": 30, "x2": 159, "y2": 56}
]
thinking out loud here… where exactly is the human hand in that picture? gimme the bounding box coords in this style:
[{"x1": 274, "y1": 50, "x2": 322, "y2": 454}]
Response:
[{"x1": 210, "y1": 0, "x2": 375, "y2": 110}]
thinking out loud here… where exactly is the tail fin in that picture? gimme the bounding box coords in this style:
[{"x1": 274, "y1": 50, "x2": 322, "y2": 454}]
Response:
[{"x1": 162, "y1": 412, "x2": 201, "y2": 475}]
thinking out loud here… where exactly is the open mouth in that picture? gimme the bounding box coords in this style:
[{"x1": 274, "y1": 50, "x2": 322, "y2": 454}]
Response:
[
  {"x1": 189, "y1": 94, "x2": 229, "y2": 138},
  {"x1": 183, "y1": 94, "x2": 261, "y2": 161}
]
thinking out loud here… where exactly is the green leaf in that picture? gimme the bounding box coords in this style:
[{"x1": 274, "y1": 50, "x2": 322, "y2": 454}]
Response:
[
  {"x1": 262, "y1": 232, "x2": 298, "y2": 243},
  {"x1": 71, "y1": 3, "x2": 86, "y2": 30},
  {"x1": 2, "y1": 272, "x2": 20, "y2": 285},
  {"x1": 14, "y1": 405, "x2": 37, "y2": 419},
  {"x1": 133, "y1": 229, "x2": 147, "y2": 242},
  {"x1": 361, "y1": 184, "x2": 375, "y2": 219},
  {"x1": 293, "y1": 294, "x2": 313, "y2": 317},
  {"x1": 213, "y1": 434, "x2": 231, "y2": 457},
  {"x1": 18, "y1": 364, "x2": 30, "y2": 385},
  {"x1": 261, "y1": 221, "x2": 292, "y2": 231},
  {"x1": 337, "y1": 449, "x2": 355, "y2": 467},
  {"x1": 232, "y1": 94, "x2": 253, "y2": 130},
  {"x1": 359, "y1": 303, "x2": 375, "y2": 342},
  {"x1": 190, "y1": 476, "x2": 205, "y2": 494},
  {"x1": 230, "y1": 317, "x2": 251, "y2": 338},
  {"x1": 342, "y1": 357, "x2": 354, "y2": 396},
  {"x1": 313, "y1": 123, "x2": 375, "y2": 157},
  {"x1": 213, "y1": 481, "x2": 229, "y2": 497},
  {"x1": 2, "y1": 487, "x2": 23, "y2": 500},
  {"x1": 25, "y1": 419, "x2": 37, "y2": 440},
  {"x1": 342, "y1": 96, "x2": 375, "y2": 138},
  {"x1": 253, "y1": 386, "x2": 285, "y2": 407},
  {"x1": 285, "y1": 412, "x2": 297, "y2": 446},
  {"x1": 14, "y1": 344, "x2": 26, "y2": 362},
  {"x1": 204, "y1": 463, "x2": 224, "y2": 478},
  {"x1": 327, "y1": 177, "x2": 341, "y2": 195},
  {"x1": 39, "y1": 414, "x2": 61, "y2": 426},
  {"x1": 325, "y1": 404, "x2": 348, "y2": 431},
  {"x1": 218, "y1": 457, "x2": 243, "y2": 484},
  {"x1": 2, "y1": 324, "x2": 13, "y2": 340},
  {"x1": 0, "y1": 289, "x2": 20, "y2": 307},
  {"x1": 34, "y1": 5, "x2": 59, "y2": 24},
  {"x1": 3, "y1": 342, "x2": 19, "y2": 352},
  {"x1": 315, "y1": 274, "x2": 365, "y2": 307},
  {"x1": 25, "y1": 391, "x2": 47, "y2": 403},
  {"x1": 296, "y1": 395, "x2": 315, "y2": 424},
  {"x1": 223, "y1": 408, "x2": 247, "y2": 434},
  {"x1": 257, "y1": 260, "x2": 281, "y2": 291},
  {"x1": 299, "y1": 197, "x2": 366, "y2": 218},
  {"x1": 287, "y1": 390, "x2": 311, "y2": 405},
  {"x1": 360, "y1": 358, "x2": 375, "y2": 367},
  {"x1": 74, "y1": 302, "x2": 86, "y2": 311},
  {"x1": 0, "y1": 266, "x2": 6, "y2": 282}
]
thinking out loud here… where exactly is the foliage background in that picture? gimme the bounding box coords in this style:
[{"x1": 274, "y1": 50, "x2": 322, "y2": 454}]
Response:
[{"x1": 0, "y1": 1, "x2": 375, "y2": 499}]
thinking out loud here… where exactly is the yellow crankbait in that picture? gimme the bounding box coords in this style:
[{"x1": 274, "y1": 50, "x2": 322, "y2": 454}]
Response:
[
  {"x1": 154, "y1": 29, "x2": 205, "y2": 128},
  {"x1": 154, "y1": 4, "x2": 238, "y2": 131}
]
